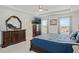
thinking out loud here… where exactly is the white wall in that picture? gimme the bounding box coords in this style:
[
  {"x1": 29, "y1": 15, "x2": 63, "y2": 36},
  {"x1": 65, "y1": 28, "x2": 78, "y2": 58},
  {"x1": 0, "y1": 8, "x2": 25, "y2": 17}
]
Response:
[
  {"x1": 71, "y1": 11, "x2": 79, "y2": 31},
  {"x1": 41, "y1": 11, "x2": 79, "y2": 34},
  {"x1": 0, "y1": 6, "x2": 33, "y2": 45}
]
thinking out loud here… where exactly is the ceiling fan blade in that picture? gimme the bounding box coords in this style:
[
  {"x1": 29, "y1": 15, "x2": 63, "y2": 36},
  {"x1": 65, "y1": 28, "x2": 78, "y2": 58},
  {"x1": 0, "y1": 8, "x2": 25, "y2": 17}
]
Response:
[{"x1": 44, "y1": 8, "x2": 48, "y2": 11}]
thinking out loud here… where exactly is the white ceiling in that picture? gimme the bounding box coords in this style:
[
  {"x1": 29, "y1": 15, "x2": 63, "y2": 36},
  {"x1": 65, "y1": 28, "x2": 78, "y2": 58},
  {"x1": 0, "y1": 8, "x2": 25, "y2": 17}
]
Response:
[{"x1": 3, "y1": 5, "x2": 79, "y2": 16}]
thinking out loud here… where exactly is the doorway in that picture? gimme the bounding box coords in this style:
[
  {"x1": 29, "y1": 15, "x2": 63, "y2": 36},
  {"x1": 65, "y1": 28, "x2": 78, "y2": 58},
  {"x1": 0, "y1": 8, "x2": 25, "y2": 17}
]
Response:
[{"x1": 32, "y1": 18, "x2": 41, "y2": 37}]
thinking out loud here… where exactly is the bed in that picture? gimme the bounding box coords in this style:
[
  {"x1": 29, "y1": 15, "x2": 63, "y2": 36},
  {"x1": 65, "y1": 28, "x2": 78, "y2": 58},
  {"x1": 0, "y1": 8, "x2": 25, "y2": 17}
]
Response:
[{"x1": 30, "y1": 33, "x2": 79, "y2": 53}]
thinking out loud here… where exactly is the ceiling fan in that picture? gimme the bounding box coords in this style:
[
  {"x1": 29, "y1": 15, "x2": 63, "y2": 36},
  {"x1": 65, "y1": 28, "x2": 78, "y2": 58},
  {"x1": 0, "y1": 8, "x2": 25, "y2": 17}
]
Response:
[{"x1": 38, "y1": 5, "x2": 48, "y2": 12}]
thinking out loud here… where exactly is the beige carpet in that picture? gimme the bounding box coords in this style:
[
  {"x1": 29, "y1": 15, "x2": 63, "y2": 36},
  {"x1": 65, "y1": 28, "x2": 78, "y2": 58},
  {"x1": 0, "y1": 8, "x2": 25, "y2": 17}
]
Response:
[{"x1": 0, "y1": 41, "x2": 35, "y2": 53}]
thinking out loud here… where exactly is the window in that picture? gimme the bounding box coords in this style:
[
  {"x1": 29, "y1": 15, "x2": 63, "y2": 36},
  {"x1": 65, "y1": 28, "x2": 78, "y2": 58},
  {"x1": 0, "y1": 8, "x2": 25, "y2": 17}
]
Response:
[
  {"x1": 41, "y1": 19, "x2": 48, "y2": 34},
  {"x1": 59, "y1": 17, "x2": 71, "y2": 35}
]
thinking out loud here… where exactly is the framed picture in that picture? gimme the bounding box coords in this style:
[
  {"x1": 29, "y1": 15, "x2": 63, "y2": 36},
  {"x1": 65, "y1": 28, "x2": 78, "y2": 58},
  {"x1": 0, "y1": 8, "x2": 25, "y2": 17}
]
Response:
[{"x1": 50, "y1": 19, "x2": 57, "y2": 25}]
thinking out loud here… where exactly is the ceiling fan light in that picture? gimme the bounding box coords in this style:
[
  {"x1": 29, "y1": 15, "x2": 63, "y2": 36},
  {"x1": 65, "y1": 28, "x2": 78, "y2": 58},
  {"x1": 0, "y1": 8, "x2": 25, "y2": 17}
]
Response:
[{"x1": 39, "y1": 9, "x2": 43, "y2": 11}]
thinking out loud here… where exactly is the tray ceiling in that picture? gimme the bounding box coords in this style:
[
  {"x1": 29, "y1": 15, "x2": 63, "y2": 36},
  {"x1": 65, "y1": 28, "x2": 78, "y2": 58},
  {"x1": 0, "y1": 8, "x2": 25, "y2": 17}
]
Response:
[{"x1": 2, "y1": 5, "x2": 79, "y2": 16}]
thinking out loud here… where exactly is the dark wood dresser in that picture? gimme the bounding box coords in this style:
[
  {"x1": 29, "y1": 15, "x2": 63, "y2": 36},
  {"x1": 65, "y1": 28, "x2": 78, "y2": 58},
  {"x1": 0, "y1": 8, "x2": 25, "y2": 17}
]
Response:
[{"x1": 1, "y1": 30, "x2": 26, "y2": 48}]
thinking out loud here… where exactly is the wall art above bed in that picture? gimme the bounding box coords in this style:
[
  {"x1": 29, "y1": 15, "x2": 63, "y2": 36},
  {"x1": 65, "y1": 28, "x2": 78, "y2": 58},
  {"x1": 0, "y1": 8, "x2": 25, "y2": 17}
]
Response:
[{"x1": 50, "y1": 19, "x2": 57, "y2": 25}]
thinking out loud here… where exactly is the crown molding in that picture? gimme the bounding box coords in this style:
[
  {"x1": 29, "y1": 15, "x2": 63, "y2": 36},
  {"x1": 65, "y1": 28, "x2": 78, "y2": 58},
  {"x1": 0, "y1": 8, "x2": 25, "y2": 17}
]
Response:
[
  {"x1": 38, "y1": 8, "x2": 71, "y2": 16},
  {"x1": 2, "y1": 5, "x2": 34, "y2": 16},
  {"x1": 38, "y1": 8, "x2": 79, "y2": 17}
]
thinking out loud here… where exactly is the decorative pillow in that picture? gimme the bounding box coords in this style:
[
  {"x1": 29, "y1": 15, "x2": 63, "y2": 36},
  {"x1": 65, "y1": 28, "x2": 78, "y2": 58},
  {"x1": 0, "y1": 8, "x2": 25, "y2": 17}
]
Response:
[
  {"x1": 69, "y1": 31, "x2": 77, "y2": 40},
  {"x1": 76, "y1": 32, "x2": 79, "y2": 43}
]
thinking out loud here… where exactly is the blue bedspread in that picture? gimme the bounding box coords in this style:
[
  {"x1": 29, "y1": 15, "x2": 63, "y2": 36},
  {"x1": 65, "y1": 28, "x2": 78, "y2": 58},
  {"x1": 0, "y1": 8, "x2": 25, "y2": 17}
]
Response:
[{"x1": 32, "y1": 38, "x2": 73, "y2": 53}]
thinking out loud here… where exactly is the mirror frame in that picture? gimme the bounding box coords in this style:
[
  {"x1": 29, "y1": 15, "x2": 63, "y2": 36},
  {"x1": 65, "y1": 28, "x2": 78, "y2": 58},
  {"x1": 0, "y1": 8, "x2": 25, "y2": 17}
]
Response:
[{"x1": 6, "y1": 16, "x2": 22, "y2": 30}]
